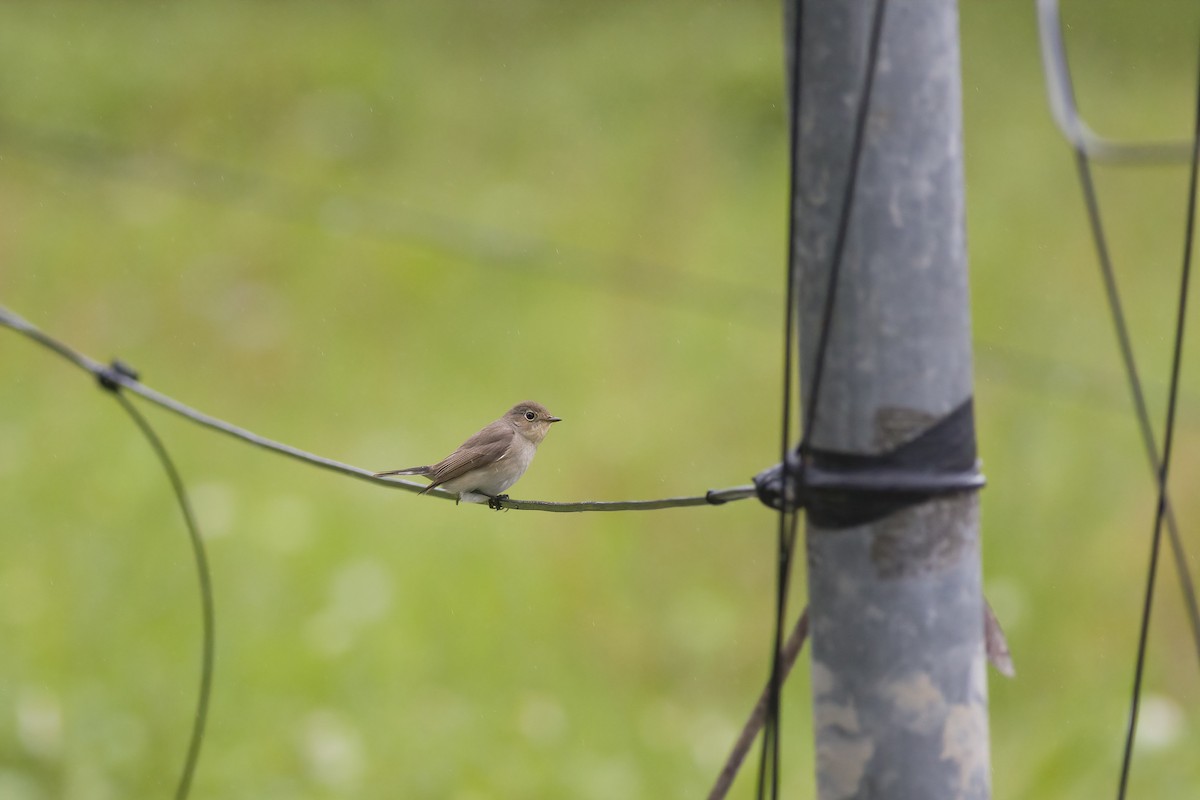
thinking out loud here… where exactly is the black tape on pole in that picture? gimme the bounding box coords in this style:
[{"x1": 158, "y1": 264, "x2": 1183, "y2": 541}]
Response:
[{"x1": 753, "y1": 398, "x2": 984, "y2": 528}]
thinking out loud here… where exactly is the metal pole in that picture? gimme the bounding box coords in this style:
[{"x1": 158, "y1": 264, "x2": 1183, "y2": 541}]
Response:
[{"x1": 792, "y1": 1, "x2": 990, "y2": 798}]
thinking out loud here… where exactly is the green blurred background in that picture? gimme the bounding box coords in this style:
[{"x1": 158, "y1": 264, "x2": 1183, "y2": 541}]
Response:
[{"x1": 2, "y1": 1, "x2": 1199, "y2": 797}]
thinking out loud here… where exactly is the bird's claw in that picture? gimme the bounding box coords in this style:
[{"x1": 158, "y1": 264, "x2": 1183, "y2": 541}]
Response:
[{"x1": 487, "y1": 494, "x2": 510, "y2": 511}]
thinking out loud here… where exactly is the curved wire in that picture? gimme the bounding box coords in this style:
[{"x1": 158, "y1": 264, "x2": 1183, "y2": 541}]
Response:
[
  {"x1": 1037, "y1": 0, "x2": 1193, "y2": 164},
  {"x1": 0, "y1": 304, "x2": 755, "y2": 513},
  {"x1": 110, "y1": 392, "x2": 214, "y2": 800}
]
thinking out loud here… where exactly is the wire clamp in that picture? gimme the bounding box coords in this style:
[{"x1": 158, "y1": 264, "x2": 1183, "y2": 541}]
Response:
[
  {"x1": 705, "y1": 489, "x2": 729, "y2": 506},
  {"x1": 753, "y1": 398, "x2": 984, "y2": 528},
  {"x1": 96, "y1": 358, "x2": 141, "y2": 393}
]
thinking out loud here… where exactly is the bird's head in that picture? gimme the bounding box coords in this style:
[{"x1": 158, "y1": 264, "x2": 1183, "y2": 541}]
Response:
[{"x1": 507, "y1": 401, "x2": 562, "y2": 444}]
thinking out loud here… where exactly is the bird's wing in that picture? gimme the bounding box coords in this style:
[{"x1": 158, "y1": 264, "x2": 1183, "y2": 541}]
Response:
[{"x1": 425, "y1": 421, "x2": 514, "y2": 491}]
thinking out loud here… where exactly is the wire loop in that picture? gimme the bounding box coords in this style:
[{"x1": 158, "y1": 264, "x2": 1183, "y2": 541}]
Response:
[{"x1": 1038, "y1": 0, "x2": 1193, "y2": 164}]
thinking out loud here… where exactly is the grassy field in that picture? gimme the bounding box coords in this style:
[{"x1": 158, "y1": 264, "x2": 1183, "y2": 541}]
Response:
[{"x1": 2, "y1": 1, "x2": 1200, "y2": 798}]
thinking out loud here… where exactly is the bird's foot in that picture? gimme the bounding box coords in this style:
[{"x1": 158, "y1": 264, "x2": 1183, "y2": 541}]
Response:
[{"x1": 487, "y1": 494, "x2": 510, "y2": 511}]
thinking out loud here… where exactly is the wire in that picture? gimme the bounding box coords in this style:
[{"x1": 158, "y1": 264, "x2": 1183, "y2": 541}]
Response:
[
  {"x1": 799, "y1": 0, "x2": 885, "y2": 448},
  {"x1": 712, "y1": 608, "x2": 809, "y2": 800},
  {"x1": 0, "y1": 298, "x2": 766, "y2": 796},
  {"x1": 1041, "y1": 3, "x2": 1200, "y2": 674},
  {"x1": 757, "y1": 0, "x2": 806, "y2": 791},
  {"x1": 1040, "y1": 3, "x2": 1200, "y2": 795},
  {"x1": 110, "y1": 392, "x2": 214, "y2": 800},
  {"x1": 758, "y1": 513, "x2": 797, "y2": 800},
  {"x1": 1037, "y1": 0, "x2": 1193, "y2": 165},
  {"x1": 758, "y1": 2, "x2": 887, "y2": 798},
  {"x1": 0, "y1": 300, "x2": 766, "y2": 793},
  {"x1": 1115, "y1": 24, "x2": 1200, "y2": 799},
  {"x1": 0, "y1": 304, "x2": 756, "y2": 513}
]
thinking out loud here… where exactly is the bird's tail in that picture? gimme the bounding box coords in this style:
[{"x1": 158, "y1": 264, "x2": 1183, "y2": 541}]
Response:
[{"x1": 374, "y1": 465, "x2": 431, "y2": 478}]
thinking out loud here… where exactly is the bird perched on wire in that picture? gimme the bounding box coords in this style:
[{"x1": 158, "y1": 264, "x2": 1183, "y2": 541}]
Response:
[{"x1": 375, "y1": 401, "x2": 561, "y2": 508}]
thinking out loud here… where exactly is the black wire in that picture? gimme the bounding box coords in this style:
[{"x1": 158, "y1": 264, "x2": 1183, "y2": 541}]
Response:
[
  {"x1": 757, "y1": 0, "x2": 805, "y2": 794},
  {"x1": 1115, "y1": 29, "x2": 1200, "y2": 799},
  {"x1": 1072, "y1": 132, "x2": 1200, "y2": 678},
  {"x1": 762, "y1": 511, "x2": 798, "y2": 799},
  {"x1": 758, "y1": 2, "x2": 887, "y2": 797},
  {"x1": 1049, "y1": 0, "x2": 1200, "y2": 670},
  {"x1": 1049, "y1": 6, "x2": 1200, "y2": 783},
  {"x1": 799, "y1": 0, "x2": 887, "y2": 448},
  {"x1": 110, "y1": 392, "x2": 214, "y2": 800}
]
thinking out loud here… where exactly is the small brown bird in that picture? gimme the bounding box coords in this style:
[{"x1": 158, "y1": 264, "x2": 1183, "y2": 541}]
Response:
[{"x1": 375, "y1": 401, "x2": 561, "y2": 506}]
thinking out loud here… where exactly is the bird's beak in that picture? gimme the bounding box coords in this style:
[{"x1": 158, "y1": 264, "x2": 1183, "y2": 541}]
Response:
[{"x1": 548, "y1": 416, "x2": 562, "y2": 423}]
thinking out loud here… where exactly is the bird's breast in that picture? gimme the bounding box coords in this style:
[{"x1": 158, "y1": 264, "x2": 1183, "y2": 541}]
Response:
[{"x1": 442, "y1": 438, "x2": 537, "y2": 497}]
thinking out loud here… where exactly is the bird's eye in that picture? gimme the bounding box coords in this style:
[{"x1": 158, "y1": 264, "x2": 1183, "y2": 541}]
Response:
[{"x1": 524, "y1": 410, "x2": 536, "y2": 421}]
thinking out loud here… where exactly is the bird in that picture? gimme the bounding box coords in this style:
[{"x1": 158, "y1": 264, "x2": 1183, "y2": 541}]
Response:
[{"x1": 374, "y1": 401, "x2": 561, "y2": 508}]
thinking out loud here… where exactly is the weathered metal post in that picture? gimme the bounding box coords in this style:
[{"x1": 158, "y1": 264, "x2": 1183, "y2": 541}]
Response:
[{"x1": 791, "y1": 0, "x2": 991, "y2": 798}]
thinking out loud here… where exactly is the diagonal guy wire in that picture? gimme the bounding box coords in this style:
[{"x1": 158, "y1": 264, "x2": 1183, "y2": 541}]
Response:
[{"x1": 0, "y1": 304, "x2": 755, "y2": 512}]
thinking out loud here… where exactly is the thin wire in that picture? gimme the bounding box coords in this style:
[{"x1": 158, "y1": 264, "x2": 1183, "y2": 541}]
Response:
[
  {"x1": 761, "y1": 513, "x2": 799, "y2": 799},
  {"x1": 1045, "y1": 7, "x2": 1200, "y2": 670},
  {"x1": 758, "y1": 0, "x2": 805, "y2": 794},
  {"x1": 1116, "y1": 30, "x2": 1200, "y2": 799},
  {"x1": 758, "y1": 2, "x2": 888, "y2": 797},
  {"x1": 713, "y1": 608, "x2": 809, "y2": 800},
  {"x1": 497, "y1": 486, "x2": 756, "y2": 511},
  {"x1": 0, "y1": 305, "x2": 755, "y2": 513},
  {"x1": 799, "y1": 0, "x2": 887, "y2": 448},
  {"x1": 110, "y1": 392, "x2": 213, "y2": 800}
]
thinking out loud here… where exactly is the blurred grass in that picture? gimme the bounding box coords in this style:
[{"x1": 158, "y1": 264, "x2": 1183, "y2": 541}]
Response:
[{"x1": 1, "y1": 0, "x2": 1200, "y2": 798}]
